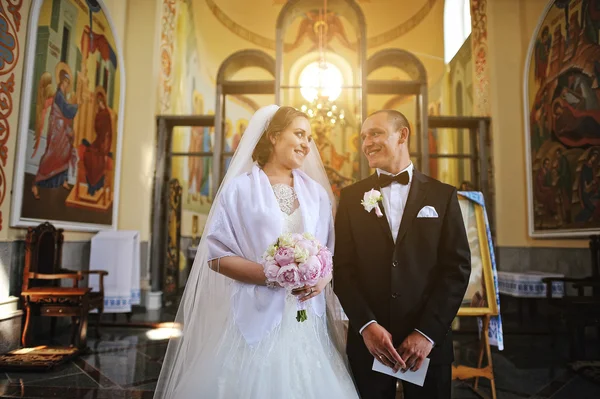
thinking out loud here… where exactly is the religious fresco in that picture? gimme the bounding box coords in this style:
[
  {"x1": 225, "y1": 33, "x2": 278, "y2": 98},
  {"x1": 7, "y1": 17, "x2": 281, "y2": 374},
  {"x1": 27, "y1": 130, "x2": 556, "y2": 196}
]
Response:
[
  {"x1": 310, "y1": 118, "x2": 357, "y2": 198},
  {"x1": 168, "y1": 0, "x2": 253, "y2": 219},
  {"x1": 208, "y1": 0, "x2": 438, "y2": 51},
  {"x1": 12, "y1": 0, "x2": 123, "y2": 231},
  {"x1": 526, "y1": 0, "x2": 600, "y2": 236}
]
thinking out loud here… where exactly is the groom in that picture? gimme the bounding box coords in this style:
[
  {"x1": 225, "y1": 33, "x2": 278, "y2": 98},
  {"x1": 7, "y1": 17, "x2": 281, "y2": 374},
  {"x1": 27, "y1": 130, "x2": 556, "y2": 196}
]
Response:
[{"x1": 334, "y1": 110, "x2": 471, "y2": 398}]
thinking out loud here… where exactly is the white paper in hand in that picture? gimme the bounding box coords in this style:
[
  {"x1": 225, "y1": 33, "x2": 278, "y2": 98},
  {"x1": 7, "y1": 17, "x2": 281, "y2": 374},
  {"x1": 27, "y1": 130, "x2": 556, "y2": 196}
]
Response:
[{"x1": 372, "y1": 357, "x2": 430, "y2": 387}]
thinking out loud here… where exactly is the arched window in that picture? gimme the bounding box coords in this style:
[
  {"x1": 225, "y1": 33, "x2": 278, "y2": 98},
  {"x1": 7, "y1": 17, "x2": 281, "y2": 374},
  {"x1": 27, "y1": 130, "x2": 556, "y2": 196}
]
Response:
[{"x1": 444, "y1": 0, "x2": 472, "y2": 64}]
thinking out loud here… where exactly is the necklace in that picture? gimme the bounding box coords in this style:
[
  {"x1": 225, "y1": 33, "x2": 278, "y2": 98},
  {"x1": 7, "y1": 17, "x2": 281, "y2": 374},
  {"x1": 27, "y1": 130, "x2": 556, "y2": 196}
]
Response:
[{"x1": 272, "y1": 184, "x2": 297, "y2": 215}]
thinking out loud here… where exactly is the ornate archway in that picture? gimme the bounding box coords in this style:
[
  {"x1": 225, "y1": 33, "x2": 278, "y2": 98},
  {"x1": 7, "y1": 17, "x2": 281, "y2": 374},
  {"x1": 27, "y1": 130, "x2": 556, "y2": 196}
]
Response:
[{"x1": 213, "y1": 49, "x2": 276, "y2": 184}]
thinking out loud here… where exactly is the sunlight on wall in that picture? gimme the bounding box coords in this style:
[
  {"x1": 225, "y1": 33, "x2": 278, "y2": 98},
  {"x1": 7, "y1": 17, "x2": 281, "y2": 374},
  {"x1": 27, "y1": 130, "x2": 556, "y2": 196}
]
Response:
[{"x1": 0, "y1": 257, "x2": 8, "y2": 301}]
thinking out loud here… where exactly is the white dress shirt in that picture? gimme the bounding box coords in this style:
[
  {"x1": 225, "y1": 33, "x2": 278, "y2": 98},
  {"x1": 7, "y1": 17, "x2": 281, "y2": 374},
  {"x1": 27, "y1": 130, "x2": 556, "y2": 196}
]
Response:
[{"x1": 358, "y1": 163, "x2": 434, "y2": 345}]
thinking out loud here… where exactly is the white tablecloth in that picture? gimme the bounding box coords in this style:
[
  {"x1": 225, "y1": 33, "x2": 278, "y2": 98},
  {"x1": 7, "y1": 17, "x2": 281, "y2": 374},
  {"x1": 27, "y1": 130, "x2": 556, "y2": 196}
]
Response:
[
  {"x1": 89, "y1": 231, "x2": 141, "y2": 312},
  {"x1": 498, "y1": 271, "x2": 565, "y2": 298}
]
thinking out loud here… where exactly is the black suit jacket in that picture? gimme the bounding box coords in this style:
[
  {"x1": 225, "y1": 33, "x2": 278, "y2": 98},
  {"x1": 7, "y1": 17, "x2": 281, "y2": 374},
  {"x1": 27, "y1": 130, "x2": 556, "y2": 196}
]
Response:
[{"x1": 333, "y1": 170, "x2": 471, "y2": 365}]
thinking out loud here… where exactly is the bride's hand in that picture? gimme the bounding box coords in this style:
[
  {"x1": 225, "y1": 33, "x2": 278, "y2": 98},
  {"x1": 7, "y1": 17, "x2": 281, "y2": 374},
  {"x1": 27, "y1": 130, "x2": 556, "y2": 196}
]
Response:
[{"x1": 292, "y1": 279, "x2": 328, "y2": 302}]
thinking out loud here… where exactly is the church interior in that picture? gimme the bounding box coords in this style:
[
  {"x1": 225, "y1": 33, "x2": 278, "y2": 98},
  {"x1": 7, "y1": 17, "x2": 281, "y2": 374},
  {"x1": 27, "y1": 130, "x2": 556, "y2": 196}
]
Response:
[{"x1": 1, "y1": 0, "x2": 600, "y2": 398}]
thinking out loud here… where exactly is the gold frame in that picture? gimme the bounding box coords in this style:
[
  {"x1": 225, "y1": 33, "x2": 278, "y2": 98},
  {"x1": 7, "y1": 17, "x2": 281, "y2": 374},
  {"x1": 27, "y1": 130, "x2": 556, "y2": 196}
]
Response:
[{"x1": 457, "y1": 194, "x2": 498, "y2": 317}]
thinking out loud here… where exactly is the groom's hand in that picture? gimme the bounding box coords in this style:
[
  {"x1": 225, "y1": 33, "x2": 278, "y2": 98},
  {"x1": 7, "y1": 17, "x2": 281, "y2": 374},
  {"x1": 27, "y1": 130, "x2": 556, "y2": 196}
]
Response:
[
  {"x1": 397, "y1": 331, "x2": 433, "y2": 372},
  {"x1": 362, "y1": 323, "x2": 406, "y2": 372}
]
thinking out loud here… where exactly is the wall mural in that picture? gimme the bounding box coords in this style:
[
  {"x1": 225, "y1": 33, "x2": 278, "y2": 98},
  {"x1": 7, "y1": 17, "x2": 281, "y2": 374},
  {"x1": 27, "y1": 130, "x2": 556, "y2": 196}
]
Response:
[
  {"x1": 169, "y1": 0, "x2": 253, "y2": 228},
  {"x1": 12, "y1": 0, "x2": 124, "y2": 231},
  {"x1": 0, "y1": 0, "x2": 23, "y2": 231},
  {"x1": 525, "y1": 0, "x2": 600, "y2": 237},
  {"x1": 310, "y1": 117, "x2": 357, "y2": 198},
  {"x1": 205, "y1": 0, "x2": 438, "y2": 51}
]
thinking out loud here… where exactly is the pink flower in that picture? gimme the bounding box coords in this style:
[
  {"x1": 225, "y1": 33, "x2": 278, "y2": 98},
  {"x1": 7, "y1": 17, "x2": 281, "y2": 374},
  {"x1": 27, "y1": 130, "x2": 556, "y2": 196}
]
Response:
[
  {"x1": 374, "y1": 204, "x2": 383, "y2": 217},
  {"x1": 317, "y1": 247, "x2": 333, "y2": 278},
  {"x1": 274, "y1": 247, "x2": 295, "y2": 266},
  {"x1": 264, "y1": 259, "x2": 280, "y2": 280},
  {"x1": 276, "y1": 264, "x2": 301, "y2": 288},
  {"x1": 299, "y1": 256, "x2": 321, "y2": 286},
  {"x1": 295, "y1": 239, "x2": 318, "y2": 256}
]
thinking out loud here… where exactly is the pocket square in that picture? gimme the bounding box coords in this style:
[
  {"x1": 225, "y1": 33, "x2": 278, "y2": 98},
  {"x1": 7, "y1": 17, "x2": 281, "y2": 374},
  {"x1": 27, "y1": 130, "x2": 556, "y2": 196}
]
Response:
[{"x1": 417, "y1": 205, "x2": 438, "y2": 218}]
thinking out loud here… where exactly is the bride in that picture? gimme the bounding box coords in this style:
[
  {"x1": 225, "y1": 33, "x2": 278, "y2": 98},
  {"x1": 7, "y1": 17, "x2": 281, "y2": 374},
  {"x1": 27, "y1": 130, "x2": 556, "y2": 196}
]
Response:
[{"x1": 154, "y1": 105, "x2": 360, "y2": 398}]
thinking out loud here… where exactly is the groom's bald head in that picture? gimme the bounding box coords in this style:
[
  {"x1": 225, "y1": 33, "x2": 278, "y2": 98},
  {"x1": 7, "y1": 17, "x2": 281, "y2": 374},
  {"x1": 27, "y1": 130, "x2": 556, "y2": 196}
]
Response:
[{"x1": 368, "y1": 110, "x2": 411, "y2": 137}]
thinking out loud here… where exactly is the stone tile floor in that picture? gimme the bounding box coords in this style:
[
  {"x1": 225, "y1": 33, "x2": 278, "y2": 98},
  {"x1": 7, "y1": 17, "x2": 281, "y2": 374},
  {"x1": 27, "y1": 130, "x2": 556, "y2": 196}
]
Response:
[{"x1": 0, "y1": 300, "x2": 599, "y2": 398}]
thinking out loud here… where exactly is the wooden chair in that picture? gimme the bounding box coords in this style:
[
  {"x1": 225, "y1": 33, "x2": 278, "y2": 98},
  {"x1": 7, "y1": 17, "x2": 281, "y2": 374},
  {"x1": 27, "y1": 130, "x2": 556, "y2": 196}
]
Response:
[{"x1": 20, "y1": 222, "x2": 108, "y2": 349}]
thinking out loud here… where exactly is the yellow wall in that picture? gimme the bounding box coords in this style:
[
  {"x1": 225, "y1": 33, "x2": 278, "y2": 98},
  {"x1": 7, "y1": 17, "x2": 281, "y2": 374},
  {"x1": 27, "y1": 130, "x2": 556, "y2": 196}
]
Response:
[
  {"x1": 2, "y1": 0, "x2": 159, "y2": 242},
  {"x1": 116, "y1": 0, "x2": 160, "y2": 242},
  {"x1": 487, "y1": 0, "x2": 586, "y2": 249}
]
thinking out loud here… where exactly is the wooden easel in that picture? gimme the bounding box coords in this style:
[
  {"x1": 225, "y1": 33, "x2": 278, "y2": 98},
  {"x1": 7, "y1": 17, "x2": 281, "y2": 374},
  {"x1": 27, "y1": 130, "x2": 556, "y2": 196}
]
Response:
[
  {"x1": 452, "y1": 194, "x2": 499, "y2": 399},
  {"x1": 452, "y1": 314, "x2": 497, "y2": 399}
]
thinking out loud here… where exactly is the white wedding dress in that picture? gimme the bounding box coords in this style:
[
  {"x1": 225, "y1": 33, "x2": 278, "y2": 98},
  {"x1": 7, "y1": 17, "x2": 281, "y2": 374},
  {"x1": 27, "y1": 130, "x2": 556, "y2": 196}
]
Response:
[{"x1": 174, "y1": 185, "x2": 359, "y2": 399}]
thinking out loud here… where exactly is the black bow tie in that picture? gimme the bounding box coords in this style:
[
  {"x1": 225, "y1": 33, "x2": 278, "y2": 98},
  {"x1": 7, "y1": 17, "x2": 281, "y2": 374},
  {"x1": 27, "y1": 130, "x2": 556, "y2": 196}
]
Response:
[{"x1": 378, "y1": 171, "x2": 410, "y2": 187}]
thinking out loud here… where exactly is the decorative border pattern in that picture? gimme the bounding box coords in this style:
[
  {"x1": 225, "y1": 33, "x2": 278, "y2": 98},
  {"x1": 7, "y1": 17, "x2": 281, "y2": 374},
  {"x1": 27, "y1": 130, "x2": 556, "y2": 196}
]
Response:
[
  {"x1": 0, "y1": 0, "x2": 22, "y2": 231},
  {"x1": 368, "y1": 0, "x2": 437, "y2": 48},
  {"x1": 205, "y1": 0, "x2": 437, "y2": 51},
  {"x1": 469, "y1": 0, "x2": 495, "y2": 237},
  {"x1": 459, "y1": 191, "x2": 504, "y2": 350},
  {"x1": 165, "y1": 178, "x2": 181, "y2": 297},
  {"x1": 497, "y1": 272, "x2": 565, "y2": 298},
  {"x1": 205, "y1": 0, "x2": 277, "y2": 50},
  {"x1": 470, "y1": 0, "x2": 490, "y2": 116},
  {"x1": 158, "y1": 0, "x2": 177, "y2": 113}
]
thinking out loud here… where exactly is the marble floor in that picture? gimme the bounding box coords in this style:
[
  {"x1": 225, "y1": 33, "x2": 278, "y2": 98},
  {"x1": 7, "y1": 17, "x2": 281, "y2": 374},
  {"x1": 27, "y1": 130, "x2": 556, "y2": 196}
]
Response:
[{"x1": 0, "y1": 300, "x2": 599, "y2": 399}]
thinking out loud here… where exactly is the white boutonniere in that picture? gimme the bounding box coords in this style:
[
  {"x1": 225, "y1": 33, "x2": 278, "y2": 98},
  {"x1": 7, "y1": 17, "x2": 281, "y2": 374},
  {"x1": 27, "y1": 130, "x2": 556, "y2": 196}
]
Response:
[{"x1": 361, "y1": 189, "x2": 384, "y2": 217}]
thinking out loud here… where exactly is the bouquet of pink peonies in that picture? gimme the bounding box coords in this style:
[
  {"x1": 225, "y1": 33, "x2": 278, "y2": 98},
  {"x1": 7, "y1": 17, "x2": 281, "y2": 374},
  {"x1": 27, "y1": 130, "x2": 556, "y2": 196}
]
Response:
[{"x1": 261, "y1": 232, "x2": 333, "y2": 322}]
